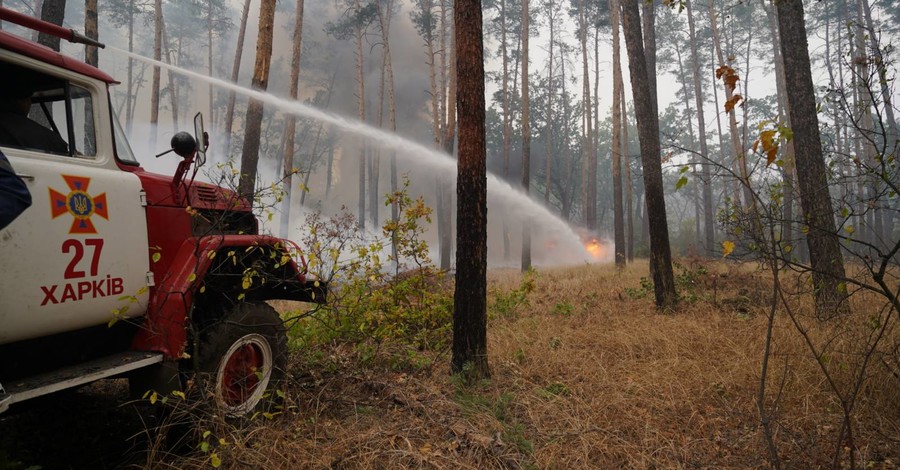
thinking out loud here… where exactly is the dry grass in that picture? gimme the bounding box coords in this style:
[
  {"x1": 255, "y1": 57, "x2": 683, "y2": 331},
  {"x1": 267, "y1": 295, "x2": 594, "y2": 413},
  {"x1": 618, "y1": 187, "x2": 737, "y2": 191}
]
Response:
[{"x1": 156, "y1": 261, "x2": 899, "y2": 469}]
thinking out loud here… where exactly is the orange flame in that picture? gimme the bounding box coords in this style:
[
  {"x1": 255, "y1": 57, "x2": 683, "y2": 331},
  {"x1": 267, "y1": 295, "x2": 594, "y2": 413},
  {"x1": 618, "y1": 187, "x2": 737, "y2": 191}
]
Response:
[{"x1": 585, "y1": 239, "x2": 606, "y2": 261}]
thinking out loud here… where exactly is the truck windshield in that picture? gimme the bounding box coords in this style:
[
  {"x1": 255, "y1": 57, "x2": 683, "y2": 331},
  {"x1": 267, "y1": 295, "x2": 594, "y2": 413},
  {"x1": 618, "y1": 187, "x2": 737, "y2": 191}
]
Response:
[{"x1": 111, "y1": 109, "x2": 138, "y2": 165}]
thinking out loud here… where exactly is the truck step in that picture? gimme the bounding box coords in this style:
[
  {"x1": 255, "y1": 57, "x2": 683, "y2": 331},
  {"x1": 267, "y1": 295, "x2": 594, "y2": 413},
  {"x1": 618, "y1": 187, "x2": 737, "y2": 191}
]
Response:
[{"x1": 0, "y1": 351, "x2": 163, "y2": 414}]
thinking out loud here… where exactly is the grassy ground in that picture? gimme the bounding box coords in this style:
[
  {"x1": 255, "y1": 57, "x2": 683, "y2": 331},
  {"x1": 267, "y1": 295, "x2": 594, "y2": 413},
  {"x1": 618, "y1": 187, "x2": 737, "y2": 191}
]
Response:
[
  {"x1": 1, "y1": 260, "x2": 897, "y2": 468},
  {"x1": 161, "y1": 260, "x2": 900, "y2": 468}
]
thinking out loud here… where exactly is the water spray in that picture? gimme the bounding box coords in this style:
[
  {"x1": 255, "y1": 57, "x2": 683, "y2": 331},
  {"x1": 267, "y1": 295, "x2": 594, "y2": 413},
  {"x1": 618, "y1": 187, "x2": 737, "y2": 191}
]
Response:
[{"x1": 105, "y1": 46, "x2": 596, "y2": 264}]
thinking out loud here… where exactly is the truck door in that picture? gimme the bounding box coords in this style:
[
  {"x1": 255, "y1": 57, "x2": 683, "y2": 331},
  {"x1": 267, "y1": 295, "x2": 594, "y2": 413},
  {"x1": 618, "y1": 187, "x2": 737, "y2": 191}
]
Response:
[{"x1": 0, "y1": 58, "x2": 150, "y2": 345}]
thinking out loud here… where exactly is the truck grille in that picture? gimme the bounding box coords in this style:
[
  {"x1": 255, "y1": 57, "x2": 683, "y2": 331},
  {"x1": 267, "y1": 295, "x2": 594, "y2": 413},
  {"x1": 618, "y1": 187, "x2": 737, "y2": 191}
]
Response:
[{"x1": 191, "y1": 210, "x2": 257, "y2": 236}]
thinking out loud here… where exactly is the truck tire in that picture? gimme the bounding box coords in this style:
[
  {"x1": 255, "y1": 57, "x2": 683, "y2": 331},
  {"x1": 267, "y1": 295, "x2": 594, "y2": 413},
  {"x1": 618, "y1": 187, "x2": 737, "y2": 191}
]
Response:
[{"x1": 196, "y1": 302, "x2": 287, "y2": 418}]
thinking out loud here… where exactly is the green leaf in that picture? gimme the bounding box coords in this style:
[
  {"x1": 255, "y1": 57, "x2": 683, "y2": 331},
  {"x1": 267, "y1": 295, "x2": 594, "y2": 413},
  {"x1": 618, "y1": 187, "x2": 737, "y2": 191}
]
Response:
[
  {"x1": 152, "y1": 252, "x2": 162, "y2": 263},
  {"x1": 210, "y1": 453, "x2": 221, "y2": 468},
  {"x1": 187, "y1": 272, "x2": 197, "y2": 283},
  {"x1": 675, "y1": 176, "x2": 688, "y2": 191}
]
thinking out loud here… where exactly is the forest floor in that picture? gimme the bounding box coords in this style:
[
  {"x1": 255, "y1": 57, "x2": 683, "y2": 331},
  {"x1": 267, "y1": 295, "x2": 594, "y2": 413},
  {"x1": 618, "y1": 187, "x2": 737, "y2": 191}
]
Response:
[{"x1": 1, "y1": 260, "x2": 898, "y2": 469}]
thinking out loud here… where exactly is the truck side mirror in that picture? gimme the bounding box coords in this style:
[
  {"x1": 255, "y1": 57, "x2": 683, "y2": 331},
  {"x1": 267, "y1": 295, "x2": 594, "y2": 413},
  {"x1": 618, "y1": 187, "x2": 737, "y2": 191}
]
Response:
[
  {"x1": 194, "y1": 112, "x2": 208, "y2": 166},
  {"x1": 170, "y1": 132, "x2": 197, "y2": 158}
]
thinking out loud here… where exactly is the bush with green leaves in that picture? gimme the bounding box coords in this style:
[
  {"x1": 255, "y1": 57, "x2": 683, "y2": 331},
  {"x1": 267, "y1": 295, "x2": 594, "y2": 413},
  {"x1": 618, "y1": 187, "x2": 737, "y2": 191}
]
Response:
[{"x1": 288, "y1": 177, "x2": 453, "y2": 366}]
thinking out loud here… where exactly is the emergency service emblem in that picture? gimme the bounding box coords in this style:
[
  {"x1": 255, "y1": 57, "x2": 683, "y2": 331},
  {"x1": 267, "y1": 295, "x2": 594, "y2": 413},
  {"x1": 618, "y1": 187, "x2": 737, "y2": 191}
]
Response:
[{"x1": 49, "y1": 175, "x2": 109, "y2": 234}]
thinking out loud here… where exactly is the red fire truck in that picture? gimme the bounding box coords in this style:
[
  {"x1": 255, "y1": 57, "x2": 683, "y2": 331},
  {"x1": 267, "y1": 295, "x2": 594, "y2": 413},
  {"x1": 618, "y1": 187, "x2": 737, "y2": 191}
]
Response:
[{"x1": 0, "y1": 7, "x2": 324, "y2": 417}]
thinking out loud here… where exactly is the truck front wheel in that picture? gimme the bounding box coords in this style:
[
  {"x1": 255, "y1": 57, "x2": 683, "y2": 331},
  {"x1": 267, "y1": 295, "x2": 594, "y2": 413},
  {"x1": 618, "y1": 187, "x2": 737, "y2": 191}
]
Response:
[{"x1": 196, "y1": 303, "x2": 287, "y2": 418}]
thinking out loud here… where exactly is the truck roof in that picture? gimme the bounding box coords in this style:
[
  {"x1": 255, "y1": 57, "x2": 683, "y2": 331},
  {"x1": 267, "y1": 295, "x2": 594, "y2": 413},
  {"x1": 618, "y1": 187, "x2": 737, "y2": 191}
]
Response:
[{"x1": 0, "y1": 29, "x2": 118, "y2": 84}]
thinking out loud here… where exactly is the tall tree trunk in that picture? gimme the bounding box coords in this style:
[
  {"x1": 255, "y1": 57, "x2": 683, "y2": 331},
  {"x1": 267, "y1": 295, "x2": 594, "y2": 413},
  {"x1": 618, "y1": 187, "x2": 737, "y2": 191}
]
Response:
[
  {"x1": 776, "y1": 0, "x2": 850, "y2": 319},
  {"x1": 764, "y1": 2, "x2": 796, "y2": 264},
  {"x1": 623, "y1": 84, "x2": 634, "y2": 261},
  {"x1": 520, "y1": 0, "x2": 531, "y2": 271},
  {"x1": 500, "y1": 0, "x2": 512, "y2": 261},
  {"x1": 621, "y1": 0, "x2": 677, "y2": 309},
  {"x1": 641, "y1": 0, "x2": 656, "y2": 113},
  {"x1": 223, "y1": 0, "x2": 252, "y2": 156},
  {"x1": 675, "y1": 44, "x2": 700, "y2": 254},
  {"x1": 37, "y1": 0, "x2": 65, "y2": 50},
  {"x1": 84, "y1": 0, "x2": 98, "y2": 66},
  {"x1": 452, "y1": 0, "x2": 489, "y2": 379},
  {"x1": 440, "y1": 17, "x2": 456, "y2": 270},
  {"x1": 860, "y1": 0, "x2": 893, "y2": 248},
  {"x1": 280, "y1": 0, "x2": 305, "y2": 239},
  {"x1": 354, "y1": 1, "x2": 367, "y2": 229},
  {"x1": 543, "y1": 0, "x2": 555, "y2": 204},
  {"x1": 687, "y1": 0, "x2": 714, "y2": 255},
  {"x1": 578, "y1": 0, "x2": 595, "y2": 230},
  {"x1": 708, "y1": 0, "x2": 746, "y2": 207},
  {"x1": 125, "y1": 0, "x2": 134, "y2": 133},
  {"x1": 237, "y1": 0, "x2": 276, "y2": 199},
  {"x1": 610, "y1": 0, "x2": 625, "y2": 268},
  {"x1": 301, "y1": 73, "x2": 337, "y2": 206},
  {"x1": 377, "y1": 0, "x2": 403, "y2": 267},
  {"x1": 150, "y1": 0, "x2": 162, "y2": 151},
  {"x1": 860, "y1": 0, "x2": 899, "y2": 163},
  {"x1": 207, "y1": 0, "x2": 215, "y2": 126},
  {"x1": 160, "y1": 19, "x2": 178, "y2": 130}
]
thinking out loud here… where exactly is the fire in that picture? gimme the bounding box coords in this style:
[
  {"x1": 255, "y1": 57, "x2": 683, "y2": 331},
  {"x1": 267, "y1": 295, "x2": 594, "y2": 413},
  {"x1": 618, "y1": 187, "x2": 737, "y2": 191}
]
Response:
[{"x1": 585, "y1": 238, "x2": 606, "y2": 261}]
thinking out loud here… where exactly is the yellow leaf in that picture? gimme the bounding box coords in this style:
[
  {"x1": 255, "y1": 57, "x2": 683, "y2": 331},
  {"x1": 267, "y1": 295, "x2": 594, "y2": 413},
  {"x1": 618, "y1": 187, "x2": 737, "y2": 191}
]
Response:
[
  {"x1": 149, "y1": 391, "x2": 158, "y2": 405},
  {"x1": 171, "y1": 390, "x2": 186, "y2": 400},
  {"x1": 136, "y1": 286, "x2": 149, "y2": 295},
  {"x1": 152, "y1": 253, "x2": 162, "y2": 263},
  {"x1": 722, "y1": 240, "x2": 735, "y2": 258},
  {"x1": 187, "y1": 273, "x2": 197, "y2": 283},
  {"x1": 210, "y1": 453, "x2": 221, "y2": 468}
]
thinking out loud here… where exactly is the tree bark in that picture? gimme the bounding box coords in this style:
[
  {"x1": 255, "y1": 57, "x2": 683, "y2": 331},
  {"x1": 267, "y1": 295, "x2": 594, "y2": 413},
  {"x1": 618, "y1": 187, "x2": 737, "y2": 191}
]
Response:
[
  {"x1": 686, "y1": 0, "x2": 715, "y2": 255},
  {"x1": 611, "y1": 0, "x2": 625, "y2": 268},
  {"x1": 354, "y1": 0, "x2": 367, "y2": 229},
  {"x1": 125, "y1": 0, "x2": 134, "y2": 133},
  {"x1": 223, "y1": 0, "x2": 252, "y2": 156},
  {"x1": 280, "y1": 0, "x2": 305, "y2": 239},
  {"x1": 623, "y1": 83, "x2": 634, "y2": 261},
  {"x1": 578, "y1": 0, "x2": 595, "y2": 230},
  {"x1": 543, "y1": 0, "x2": 555, "y2": 204},
  {"x1": 621, "y1": 0, "x2": 677, "y2": 309},
  {"x1": 238, "y1": 0, "x2": 276, "y2": 199},
  {"x1": 38, "y1": 0, "x2": 65, "y2": 51},
  {"x1": 500, "y1": 0, "x2": 512, "y2": 261},
  {"x1": 452, "y1": 0, "x2": 489, "y2": 379},
  {"x1": 776, "y1": 0, "x2": 850, "y2": 318},
  {"x1": 440, "y1": 16, "x2": 456, "y2": 270},
  {"x1": 520, "y1": 0, "x2": 531, "y2": 271},
  {"x1": 707, "y1": 0, "x2": 748, "y2": 207},
  {"x1": 149, "y1": 0, "x2": 162, "y2": 151},
  {"x1": 84, "y1": 0, "x2": 98, "y2": 66}
]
